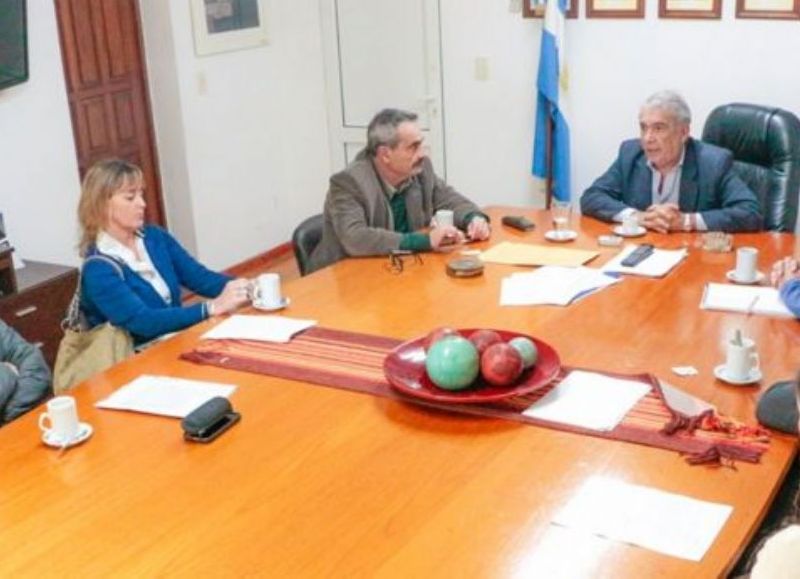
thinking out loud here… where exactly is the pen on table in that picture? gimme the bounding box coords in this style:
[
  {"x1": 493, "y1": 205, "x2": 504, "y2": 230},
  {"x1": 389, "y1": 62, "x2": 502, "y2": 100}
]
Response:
[{"x1": 746, "y1": 295, "x2": 759, "y2": 316}]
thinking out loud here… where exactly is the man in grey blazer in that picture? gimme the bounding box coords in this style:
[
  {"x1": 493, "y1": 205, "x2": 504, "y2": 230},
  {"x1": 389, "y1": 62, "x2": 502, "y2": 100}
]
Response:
[
  {"x1": 308, "y1": 109, "x2": 490, "y2": 273},
  {"x1": 580, "y1": 91, "x2": 762, "y2": 233}
]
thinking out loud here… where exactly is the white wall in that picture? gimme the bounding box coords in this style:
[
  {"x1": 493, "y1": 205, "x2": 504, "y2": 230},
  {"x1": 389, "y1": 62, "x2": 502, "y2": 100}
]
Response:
[
  {"x1": 140, "y1": 0, "x2": 331, "y2": 270},
  {"x1": 4, "y1": 0, "x2": 800, "y2": 269},
  {"x1": 440, "y1": 0, "x2": 800, "y2": 209},
  {"x1": 0, "y1": 1, "x2": 81, "y2": 266}
]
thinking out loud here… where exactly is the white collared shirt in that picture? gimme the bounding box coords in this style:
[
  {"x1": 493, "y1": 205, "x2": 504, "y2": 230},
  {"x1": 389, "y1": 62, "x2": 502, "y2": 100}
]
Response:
[{"x1": 96, "y1": 231, "x2": 172, "y2": 304}]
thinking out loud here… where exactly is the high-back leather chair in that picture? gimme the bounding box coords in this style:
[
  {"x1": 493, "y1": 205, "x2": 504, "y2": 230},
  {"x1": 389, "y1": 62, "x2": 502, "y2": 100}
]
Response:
[
  {"x1": 291, "y1": 214, "x2": 324, "y2": 276},
  {"x1": 702, "y1": 103, "x2": 800, "y2": 232}
]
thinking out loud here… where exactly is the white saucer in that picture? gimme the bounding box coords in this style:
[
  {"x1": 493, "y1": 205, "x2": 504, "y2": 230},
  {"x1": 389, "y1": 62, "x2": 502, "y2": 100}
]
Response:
[
  {"x1": 612, "y1": 225, "x2": 647, "y2": 238},
  {"x1": 253, "y1": 297, "x2": 290, "y2": 312},
  {"x1": 42, "y1": 422, "x2": 93, "y2": 449},
  {"x1": 726, "y1": 270, "x2": 765, "y2": 285},
  {"x1": 544, "y1": 230, "x2": 578, "y2": 242},
  {"x1": 713, "y1": 364, "x2": 762, "y2": 385}
]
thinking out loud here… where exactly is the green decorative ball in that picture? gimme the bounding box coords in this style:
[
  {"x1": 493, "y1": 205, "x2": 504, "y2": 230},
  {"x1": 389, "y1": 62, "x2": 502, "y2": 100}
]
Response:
[
  {"x1": 425, "y1": 336, "x2": 480, "y2": 390},
  {"x1": 509, "y1": 337, "x2": 538, "y2": 369}
]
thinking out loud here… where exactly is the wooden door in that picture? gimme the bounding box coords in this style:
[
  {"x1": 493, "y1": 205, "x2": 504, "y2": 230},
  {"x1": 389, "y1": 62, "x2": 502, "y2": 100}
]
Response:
[{"x1": 55, "y1": 0, "x2": 165, "y2": 226}]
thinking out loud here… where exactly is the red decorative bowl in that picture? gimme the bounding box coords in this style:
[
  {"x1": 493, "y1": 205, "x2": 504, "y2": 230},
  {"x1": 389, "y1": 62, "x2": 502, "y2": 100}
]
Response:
[{"x1": 383, "y1": 329, "x2": 560, "y2": 403}]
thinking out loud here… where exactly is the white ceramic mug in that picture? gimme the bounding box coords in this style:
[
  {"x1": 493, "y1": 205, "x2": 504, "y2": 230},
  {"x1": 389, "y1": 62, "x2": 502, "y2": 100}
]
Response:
[
  {"x1": 622, "y1": 213, "x2": 639, "y2": 235},
  {"x1": 252, "y1": 273, "x2": 282, "y2": 307},
  {"x1": 735, "y1": 247, "x2": 759, "y2": 282},
  {"x1": 725, "y1": 337, "x2": 760, "y2": 382},
  {"x1": 434, "y1": 209, "x2": 454, "y2": 228},
  {"x1": 38, "y1": 396, "x2": 79, "y2": 442}
]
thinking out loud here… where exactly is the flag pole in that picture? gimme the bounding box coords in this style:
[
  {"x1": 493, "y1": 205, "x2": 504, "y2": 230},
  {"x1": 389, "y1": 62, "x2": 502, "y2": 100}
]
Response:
[{"x1": 545, "y1": 101, "x2": 554, "y2": 209}]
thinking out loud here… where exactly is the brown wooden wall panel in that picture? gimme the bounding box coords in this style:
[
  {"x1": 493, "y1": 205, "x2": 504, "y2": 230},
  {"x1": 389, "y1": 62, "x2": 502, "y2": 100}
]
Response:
[
  {"x1": 112, "y1": 91, "x2": 136, "y2": 143},
  {"x1": 72, "y1": 0, "x2": 101, "y2": 89},
  {"x1": 102, "y1": 0, "x2": 128, "y2": 79},
  {"x1": 82, "y1": 97, "x2": 110, "y2": 151}
]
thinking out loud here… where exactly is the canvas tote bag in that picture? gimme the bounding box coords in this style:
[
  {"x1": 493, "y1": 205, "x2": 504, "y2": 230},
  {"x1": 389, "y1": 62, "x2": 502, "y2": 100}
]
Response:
[{"x1": 53, "y1": 255, "x2": 133, "y2": 394}]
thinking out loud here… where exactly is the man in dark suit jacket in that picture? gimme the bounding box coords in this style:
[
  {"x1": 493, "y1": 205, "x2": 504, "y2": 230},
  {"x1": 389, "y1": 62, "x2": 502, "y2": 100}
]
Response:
[
  {"x1": 580, "y1": 91, "x2": 762, "y2": 233},
  {"x1": 308, "y1": 109, "x2": 490, "y2": 273}
]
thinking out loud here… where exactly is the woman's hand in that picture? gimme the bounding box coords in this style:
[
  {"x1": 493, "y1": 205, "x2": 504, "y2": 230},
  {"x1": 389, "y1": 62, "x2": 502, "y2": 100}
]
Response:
[{"x1": 209, "y1": 278, "x2": 251, "y2": 315}]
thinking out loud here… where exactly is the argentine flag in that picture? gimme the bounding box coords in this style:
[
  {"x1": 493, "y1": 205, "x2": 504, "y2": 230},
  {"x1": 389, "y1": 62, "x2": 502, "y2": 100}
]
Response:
[{"x1": 532, "y1": 0, "x2": 571, "y2": 202}]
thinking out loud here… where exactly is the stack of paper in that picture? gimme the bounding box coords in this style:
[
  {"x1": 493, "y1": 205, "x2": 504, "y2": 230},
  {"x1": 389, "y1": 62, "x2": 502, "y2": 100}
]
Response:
[
  {"x1": 96, "y1": 375, "x2": 236, "y2": 417},
  {"x1": 201, "y1": 314, "x2": 317, "y2": 342},
  {"x1": 602, "y1": 245, "x2": 687, "y2": 277},
  {"x1": 500, "y1": 266, "x2": 621, "y2": 306},
  {"x1": 522, "y1": 370, "x2": 650, "y2": 431},
  {"x1": 479, "y1": 241, "x2": 599, "y2": 267},
  {"x1": 700, "y1": 283, "x2": 794, "y2": 318}
]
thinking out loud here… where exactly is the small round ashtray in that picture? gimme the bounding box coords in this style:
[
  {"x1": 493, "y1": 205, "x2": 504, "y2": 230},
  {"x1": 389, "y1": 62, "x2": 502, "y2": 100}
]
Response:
[
  {"x1": 701, "y1": 232, "x2": 733, "y2": 253},
  {"x1": 446, "y1": 257, "x2": 484, "y2": 278}
]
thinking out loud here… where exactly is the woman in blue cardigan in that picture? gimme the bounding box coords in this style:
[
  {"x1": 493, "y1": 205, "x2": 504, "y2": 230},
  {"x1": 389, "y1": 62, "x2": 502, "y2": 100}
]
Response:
[{"x1": 78, "y1": 159, "x2": 250, "y2": 345}]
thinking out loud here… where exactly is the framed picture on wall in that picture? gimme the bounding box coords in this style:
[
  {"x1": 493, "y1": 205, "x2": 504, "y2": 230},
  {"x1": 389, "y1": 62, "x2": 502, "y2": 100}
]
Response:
[
  {"x1": 190, "y1": 0, "x2": 269, "y2": 56},
  {"x1": 736, "y1": 0, "x2": 800, "y2": 19},
  {"x1": 659, "y1": 0, "x2": 722, "y2": 18},
  {"x1": 523, "y1": 0, "x2": 579, "y2": 18},
  {"x1": 586, "y1": 0, "x2": 645, "y2": 18}
]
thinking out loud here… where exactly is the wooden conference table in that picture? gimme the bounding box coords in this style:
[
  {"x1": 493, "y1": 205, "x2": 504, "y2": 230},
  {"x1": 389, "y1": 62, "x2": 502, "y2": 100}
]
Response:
[{"x1": 1, "y1": 207, "x2": 798, "y2": 577}]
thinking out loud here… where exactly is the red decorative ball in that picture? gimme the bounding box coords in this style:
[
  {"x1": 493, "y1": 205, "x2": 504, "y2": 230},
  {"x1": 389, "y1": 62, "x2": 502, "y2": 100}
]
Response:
[
  {"x1": 424, "y1": 327, "x2": 459, "y2": 352},
  {"x1": 468, "y1": 329, "x2": 503, "y2": 356},
  {"x1": 480, "y1": 343, "x2": 524, "y2": 387}
]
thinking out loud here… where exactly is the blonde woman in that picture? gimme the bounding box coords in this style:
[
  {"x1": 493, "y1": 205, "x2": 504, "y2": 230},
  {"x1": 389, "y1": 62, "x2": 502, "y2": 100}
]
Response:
[{"x1": 78, "y1": 159, "x2": 250, "y2": 345}]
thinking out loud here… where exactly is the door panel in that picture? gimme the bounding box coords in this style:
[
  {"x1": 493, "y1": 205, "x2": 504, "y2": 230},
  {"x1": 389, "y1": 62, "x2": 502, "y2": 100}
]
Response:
[
  {"x1": 320, "y1": 0, "x2": 445, "y2": 175},
  {"x1": 55, "y1": 0, "x2": 165, "y2": 226}
]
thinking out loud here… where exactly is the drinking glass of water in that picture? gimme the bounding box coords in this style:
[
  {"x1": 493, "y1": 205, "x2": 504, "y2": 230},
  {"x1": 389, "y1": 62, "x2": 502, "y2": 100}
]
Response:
[{"x1": 551, "y1": 200, "x2": 572, "y2": 234}]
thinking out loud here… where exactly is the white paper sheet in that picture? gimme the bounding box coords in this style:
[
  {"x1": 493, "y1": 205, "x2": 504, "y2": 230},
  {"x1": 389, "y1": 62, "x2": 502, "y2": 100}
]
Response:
[
  {"x1": 553, "y1": 476, "x2": 733, "y2": 561},
  {"x1": 700, "y1": 283, "x2": 794, "y2": 318},
  {"x1": 659, "y1": 379, "x2": 715, "y2": 418},
  {"x1": 602, "y1": 244, "x2": 687, "y2": 278},
  {"x1": 500, "y1": 266, "x2": 621, "y2": 306},
  {"x1": 201, "y1": 314, "x2": 317, "y2": 342},
  {"x1": 522, "y1": 370, "x2": 650, "y2": 431},
  {"x1": 95, "y1": 375, "x2": 236, "y2": 417}
]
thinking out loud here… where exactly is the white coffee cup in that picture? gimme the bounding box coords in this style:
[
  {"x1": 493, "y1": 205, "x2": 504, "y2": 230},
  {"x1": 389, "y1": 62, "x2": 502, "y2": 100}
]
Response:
[
  {"x1": 252, "y1": 273, "x2": 282, "y2": 307},
  {"x1": 622, "y1": 213, "x2": 639, "y2": 235},
  {"x1": 724, "y1": 336, "x2": 760, "y2": 382},
  {"x1": 735, "y1": 247, "x2": 759, "y2": 282},
  {"x1": 434, "y1": 209, "x2": 454, "y2": 228},
  {"x1": 39, "y1": 396, "x2": 79, "y2": 443}
]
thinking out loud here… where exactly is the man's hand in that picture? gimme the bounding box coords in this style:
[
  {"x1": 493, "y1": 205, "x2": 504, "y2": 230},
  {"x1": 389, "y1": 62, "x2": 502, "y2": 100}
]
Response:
[
  {"x1": 771, "y1": 257, "x2": 800, "y2": 288},
  {"x1": 430, "y1": 225, "x2": 465, "y2": 251},
  {"x1": 640, "y1": 203, "x2": 681, "y2": 233},
  {"x1": 466, "y1": 216, "x2": 491, "y2": 241}
]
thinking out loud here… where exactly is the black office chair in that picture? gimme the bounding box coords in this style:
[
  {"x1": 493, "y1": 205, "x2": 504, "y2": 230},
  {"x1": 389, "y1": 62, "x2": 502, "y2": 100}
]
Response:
[
  {"x1": 291, "y1": 214, "x2": 324, "y2": 276},
  {"x1": 702, "y1": 103, "x2": 800, "y2": 232}
]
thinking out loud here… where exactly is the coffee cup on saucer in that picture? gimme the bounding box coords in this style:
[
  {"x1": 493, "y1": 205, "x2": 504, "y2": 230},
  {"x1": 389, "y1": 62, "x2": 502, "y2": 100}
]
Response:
[
  {"x1": 621, "y1": 213, "x2": 640, "y2": 235},
  {"x1": 715, "y1": 333, "x2": 761, "y2": 384},
  {"x1": 434, "y1": 209, "x2": 454, "y2": 228},
  {"x1": 251, "y1": 273, "x2": 286, "y2": 310},
  {"x1": 39, "y1": 395, "x2": 92, "y2": 448},
  {"x1": 733, "y1": 247, "x2": 759, "y2": 283}
]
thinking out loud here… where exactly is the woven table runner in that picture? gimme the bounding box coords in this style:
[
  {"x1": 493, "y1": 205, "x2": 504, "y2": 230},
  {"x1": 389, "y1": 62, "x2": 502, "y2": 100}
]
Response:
[{"x1": 181, "y1": 327, "x2": 769, "y2": 464}]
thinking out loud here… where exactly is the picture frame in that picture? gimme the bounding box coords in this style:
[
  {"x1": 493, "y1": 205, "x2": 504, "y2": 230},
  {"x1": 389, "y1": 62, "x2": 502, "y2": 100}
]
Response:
[
  {"x1": 736, "y1": 0, "x2": 800, "y2": 19},
  {"x1": 523, "y1": 0, "x2": 579, "y2": 19},
  {"x1": 586, "y1": 0, "x2": 645, "y2": 18},
  {"x1": 190, "y1": 0, "x2": 269, "y2": 57},
  {"x1": 659, "y1": 0, "x2": 722, "y2": 18}
]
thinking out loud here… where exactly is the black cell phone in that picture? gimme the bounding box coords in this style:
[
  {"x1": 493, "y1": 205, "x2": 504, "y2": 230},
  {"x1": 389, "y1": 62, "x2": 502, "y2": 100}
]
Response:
[
  {"x1": 183, "y1": 411, "x2": 241, "y2": 443},
  {"x1": 501, "y1": 215, "x2": 536, "y2": 231},
  {"x1": 621, "y1": 244, "x2": 655, "y2": 267}
]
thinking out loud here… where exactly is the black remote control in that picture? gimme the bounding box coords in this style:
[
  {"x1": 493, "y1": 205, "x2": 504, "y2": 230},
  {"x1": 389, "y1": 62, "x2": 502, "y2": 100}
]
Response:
[
  {"x1": 621, "y1": 244, "x2": 655, "y2": 267},
  {"x1": 501, "y1": 215, "x2": 536, "y2": 231}
]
